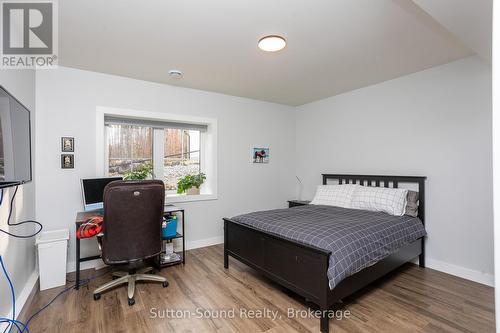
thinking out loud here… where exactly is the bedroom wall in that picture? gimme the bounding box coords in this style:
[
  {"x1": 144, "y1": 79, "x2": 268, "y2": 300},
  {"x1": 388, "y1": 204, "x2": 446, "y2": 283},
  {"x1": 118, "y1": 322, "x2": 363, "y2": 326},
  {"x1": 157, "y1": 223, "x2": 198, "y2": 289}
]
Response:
[
  {"x1": 295, "y1": 55, "x2": 494, "y2": 285},
  {"x1": 0, "y1": 70, "x2": 38, "y2": 321},
  {"x1": 35, "y1": 67, "x2": 296, "y2": 271},
  {"x1": 492, "y1": 4, "x2": 500, "y2": 322}
]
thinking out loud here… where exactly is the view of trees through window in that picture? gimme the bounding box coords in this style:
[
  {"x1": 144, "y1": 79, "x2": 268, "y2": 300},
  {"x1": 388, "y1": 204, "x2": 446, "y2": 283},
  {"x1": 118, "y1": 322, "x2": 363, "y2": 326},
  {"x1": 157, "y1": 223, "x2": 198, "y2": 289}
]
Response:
[
  {"x1": 107, "y1": 125, "x2": 153, "y2": 176},
  {"x1": 107, "y1": 124, "x2": 201, "y2": 192},
  {"x1": 164, "y1": 129, "x2": 200, "y2": 191}
]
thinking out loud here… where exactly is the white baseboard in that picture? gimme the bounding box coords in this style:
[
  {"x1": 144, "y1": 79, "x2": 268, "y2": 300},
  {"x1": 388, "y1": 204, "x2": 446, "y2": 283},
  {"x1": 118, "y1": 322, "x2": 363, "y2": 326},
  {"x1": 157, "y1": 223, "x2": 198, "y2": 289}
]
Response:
[
  {"x1": 66, "y1": 238, "x2": 494, "y2": 288},
  {"x1": 66, "y1": 258, "x2": 102, "y2": 273},
  {"x1": 426, "y1": 258, "x2": 494, "y2": 287},
  {"x1": 186, "y1": 236, "x2": 223, "y2": 250},
  {"x1": 0, "y1": 269, "x2": 38, "y2": 329},
  {"x1": 66, "y1": 235, "x2": 224, "y2": 273}
]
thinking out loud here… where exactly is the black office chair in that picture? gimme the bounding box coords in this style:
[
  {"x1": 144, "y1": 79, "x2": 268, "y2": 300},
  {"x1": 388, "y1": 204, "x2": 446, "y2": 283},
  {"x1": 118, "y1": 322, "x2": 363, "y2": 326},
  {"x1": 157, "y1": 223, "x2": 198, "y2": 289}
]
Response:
[{"x1": 93, "y1": 180, "x2": 168, "y2": 306}]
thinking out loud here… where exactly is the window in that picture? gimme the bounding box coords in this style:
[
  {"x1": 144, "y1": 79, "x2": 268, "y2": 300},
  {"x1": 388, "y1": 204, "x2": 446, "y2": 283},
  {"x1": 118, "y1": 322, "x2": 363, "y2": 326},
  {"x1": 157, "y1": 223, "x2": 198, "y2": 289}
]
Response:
[
  {"x1": 101, "y1": 112, "x2": 216, "y2": 202},
  {"x1": 164, "y1": 129, "x2": 201, "y2": 191},
  {"x1": 107, "y1": 125, "x2": 153, "y2": 177}
]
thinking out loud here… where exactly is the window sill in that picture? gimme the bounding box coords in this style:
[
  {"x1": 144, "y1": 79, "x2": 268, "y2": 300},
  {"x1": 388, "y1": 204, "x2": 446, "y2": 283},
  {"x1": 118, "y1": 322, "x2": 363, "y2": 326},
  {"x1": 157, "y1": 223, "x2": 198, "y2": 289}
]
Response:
[{"x1": 165, "y1": 193, "x2": 217, "y2": 203}]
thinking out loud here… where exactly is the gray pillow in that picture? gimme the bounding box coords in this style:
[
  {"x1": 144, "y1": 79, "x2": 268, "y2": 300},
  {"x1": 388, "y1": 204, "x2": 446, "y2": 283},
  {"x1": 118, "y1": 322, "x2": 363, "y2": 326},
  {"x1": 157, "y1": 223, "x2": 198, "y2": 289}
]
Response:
[{"x1": 405, "y1": 190, "x2": 419, "y2": 217}]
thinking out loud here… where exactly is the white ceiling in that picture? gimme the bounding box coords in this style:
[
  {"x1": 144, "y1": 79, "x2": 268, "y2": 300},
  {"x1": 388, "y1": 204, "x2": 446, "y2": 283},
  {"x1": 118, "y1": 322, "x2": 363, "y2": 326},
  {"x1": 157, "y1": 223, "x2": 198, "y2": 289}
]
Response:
[
  {"x1": 59, "y1": 0, "x2": 477, "y2": 106},
  {"x1": 412, "y1": 0, "x2": 492, "y2": 64}
]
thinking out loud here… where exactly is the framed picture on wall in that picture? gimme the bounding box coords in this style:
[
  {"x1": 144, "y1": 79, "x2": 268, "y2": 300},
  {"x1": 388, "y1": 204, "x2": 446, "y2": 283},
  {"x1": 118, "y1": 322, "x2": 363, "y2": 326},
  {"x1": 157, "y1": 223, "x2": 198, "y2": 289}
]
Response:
[
  {"x1": 253, "y1": 147, "x2": 269, "y2": 163},
  {"x1": 61, "y1": 154, "x2": 74, "y2": 169},
  {"x1": 61, "y1": 137, "x2": 74, "y2": 152}
]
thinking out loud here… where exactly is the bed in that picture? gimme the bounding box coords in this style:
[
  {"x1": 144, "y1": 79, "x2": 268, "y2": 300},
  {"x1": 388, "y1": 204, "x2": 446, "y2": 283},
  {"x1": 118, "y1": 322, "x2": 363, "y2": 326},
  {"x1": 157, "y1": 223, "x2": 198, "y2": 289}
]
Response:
[{"x1": 223, "y1": 174, "x2": 426, "y2": 333}]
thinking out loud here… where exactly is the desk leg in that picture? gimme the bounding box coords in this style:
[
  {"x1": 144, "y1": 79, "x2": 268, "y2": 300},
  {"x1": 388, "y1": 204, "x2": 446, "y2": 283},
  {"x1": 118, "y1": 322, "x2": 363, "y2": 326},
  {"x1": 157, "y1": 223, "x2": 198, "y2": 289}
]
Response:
[{"x1": 75, "y1": 237, "x2": 80, "y2": 290}]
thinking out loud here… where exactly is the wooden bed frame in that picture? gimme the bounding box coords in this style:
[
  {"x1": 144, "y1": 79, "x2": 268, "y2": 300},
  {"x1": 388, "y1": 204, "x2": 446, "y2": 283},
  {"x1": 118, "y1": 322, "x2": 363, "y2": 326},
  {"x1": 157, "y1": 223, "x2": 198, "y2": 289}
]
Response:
[{"x1": 223, "y1": 174, "x2": 426, "y2": 333}]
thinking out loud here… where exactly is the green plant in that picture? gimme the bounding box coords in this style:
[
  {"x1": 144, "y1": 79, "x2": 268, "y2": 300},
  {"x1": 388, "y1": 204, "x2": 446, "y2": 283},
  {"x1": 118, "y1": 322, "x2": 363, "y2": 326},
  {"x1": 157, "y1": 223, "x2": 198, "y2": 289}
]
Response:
[
  {"x1": 123, "y1": 162, "x2": 153, "y2": 180},
  {"x1": 177, "y1": 173, "x2": 206, "y2": 194}
]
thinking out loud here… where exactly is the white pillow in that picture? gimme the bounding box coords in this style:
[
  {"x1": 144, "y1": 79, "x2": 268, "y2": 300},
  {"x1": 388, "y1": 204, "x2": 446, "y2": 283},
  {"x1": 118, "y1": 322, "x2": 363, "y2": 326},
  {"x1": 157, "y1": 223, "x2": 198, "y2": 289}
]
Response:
[
  {"x1": 310, "y1": 184, "x2": 358, "y2": 208},
  {"x1": 351, "y1": 186, "x2": 408, "y2": 216}
]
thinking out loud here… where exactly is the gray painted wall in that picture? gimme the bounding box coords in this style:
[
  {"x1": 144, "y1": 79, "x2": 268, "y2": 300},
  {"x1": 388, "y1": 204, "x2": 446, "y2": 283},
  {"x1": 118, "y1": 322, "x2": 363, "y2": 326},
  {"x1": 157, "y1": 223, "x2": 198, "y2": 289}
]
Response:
[
  {"x1": 0, "y1": 70, "x2": 37, "y2": 319},
  {"x1": 35, "y1": 67, "x2": 296, "y2": 270},
  {"x1": 295, "y1": 56, "x2": 493, "y2": 284}
]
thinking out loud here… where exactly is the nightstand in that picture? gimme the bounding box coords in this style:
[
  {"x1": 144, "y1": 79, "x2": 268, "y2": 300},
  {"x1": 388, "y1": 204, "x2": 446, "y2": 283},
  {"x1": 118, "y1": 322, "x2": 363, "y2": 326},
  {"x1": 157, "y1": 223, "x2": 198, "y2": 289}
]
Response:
[{"x1": 287, "y1": 200, "x2": 311, "y2": 208}]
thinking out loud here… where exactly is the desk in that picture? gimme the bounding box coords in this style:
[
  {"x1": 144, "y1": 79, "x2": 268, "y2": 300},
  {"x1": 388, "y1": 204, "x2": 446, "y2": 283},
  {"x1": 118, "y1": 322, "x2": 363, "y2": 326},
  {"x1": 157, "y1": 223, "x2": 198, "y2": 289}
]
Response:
[{"x1": 74, "y1": 205, "x2": 185, "y2": 289}]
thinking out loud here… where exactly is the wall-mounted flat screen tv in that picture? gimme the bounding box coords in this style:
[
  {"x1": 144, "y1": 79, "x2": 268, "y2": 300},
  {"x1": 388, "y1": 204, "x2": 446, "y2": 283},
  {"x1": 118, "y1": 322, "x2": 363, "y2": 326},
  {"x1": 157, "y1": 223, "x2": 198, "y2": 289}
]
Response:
[{"x1": 0, "y1": 86, "x2": 32, "y2": 188}]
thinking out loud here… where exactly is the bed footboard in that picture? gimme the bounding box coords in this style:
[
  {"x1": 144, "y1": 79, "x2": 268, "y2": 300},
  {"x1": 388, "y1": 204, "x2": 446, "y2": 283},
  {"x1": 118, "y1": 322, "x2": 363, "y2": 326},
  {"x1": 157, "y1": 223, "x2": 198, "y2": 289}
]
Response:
[
  {"x1": 223, "y1": 218, "x2": 423, "y2": 333},
  {"x1": 224, "y1": 218, "x2": 331, "y2": 305}
]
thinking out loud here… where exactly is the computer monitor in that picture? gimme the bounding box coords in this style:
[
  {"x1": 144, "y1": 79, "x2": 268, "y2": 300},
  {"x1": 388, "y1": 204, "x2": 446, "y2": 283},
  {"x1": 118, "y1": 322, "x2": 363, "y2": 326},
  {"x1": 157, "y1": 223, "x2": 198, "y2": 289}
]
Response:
[{"x1": 81, "y1": 177, "x2": 122, "y2": 211}]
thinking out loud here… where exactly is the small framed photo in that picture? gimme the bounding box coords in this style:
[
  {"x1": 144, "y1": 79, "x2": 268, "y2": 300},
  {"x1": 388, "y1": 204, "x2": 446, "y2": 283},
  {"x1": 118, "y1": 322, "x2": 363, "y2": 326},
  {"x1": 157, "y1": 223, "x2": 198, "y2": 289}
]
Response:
[
  {"x1": 253, "y1": 147, "x2": 269, "y2": 164},
  {"x1": 61, "y1": 137, "x2": 74, "y2": 152},
  {"x1": 61, "y1": 154, "x2": 74, "y2": 169}
]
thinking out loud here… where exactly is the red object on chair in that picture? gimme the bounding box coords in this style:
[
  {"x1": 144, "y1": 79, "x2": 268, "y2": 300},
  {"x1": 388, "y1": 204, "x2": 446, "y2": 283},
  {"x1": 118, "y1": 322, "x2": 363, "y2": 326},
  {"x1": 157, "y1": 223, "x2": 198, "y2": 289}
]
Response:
[{"x1": 76, "y1": 216, "x2": 103, "y2": 239}]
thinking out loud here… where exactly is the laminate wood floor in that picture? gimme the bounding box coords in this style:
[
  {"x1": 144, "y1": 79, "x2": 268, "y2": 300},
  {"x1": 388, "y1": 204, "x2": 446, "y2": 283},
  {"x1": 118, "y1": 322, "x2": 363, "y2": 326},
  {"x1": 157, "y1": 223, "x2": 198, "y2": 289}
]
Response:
[{"x1": 21, "y1": 245, "x2": 495, "y2": 333}]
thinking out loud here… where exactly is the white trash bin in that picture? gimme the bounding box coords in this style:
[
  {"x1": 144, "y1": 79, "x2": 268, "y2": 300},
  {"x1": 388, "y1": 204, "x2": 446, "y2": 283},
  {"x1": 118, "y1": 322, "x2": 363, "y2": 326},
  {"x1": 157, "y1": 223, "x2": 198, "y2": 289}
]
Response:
[{"x1": 35, "y1": 229, "x2": 69, "y2": 291}]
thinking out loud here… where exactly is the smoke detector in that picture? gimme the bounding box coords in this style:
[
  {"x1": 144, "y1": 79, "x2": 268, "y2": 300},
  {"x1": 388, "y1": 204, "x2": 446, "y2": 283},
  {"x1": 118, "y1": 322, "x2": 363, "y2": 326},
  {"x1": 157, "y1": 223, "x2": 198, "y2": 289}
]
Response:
[{"x1": 168, "y1": 70, "x2": 183, "y2": 78}]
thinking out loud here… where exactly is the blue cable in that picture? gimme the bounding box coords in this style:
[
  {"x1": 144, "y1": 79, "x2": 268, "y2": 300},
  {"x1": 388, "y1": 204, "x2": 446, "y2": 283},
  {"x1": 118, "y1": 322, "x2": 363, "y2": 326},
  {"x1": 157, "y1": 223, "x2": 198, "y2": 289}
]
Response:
[
  {"x1": 0, "y1": 187, "x2": 111, "y2": 332},
  {"x1": 0, "y1": 255, "x2": 29, "y2": 333},
  {"x1": 0, "y1": 187, "x2": 47, "y2": 333},
  {"x1": 0, "y1": 319, "x2": 27, "y2": 333},
  {"x1": 0, "y1": 264, "x2": 111, "y2": 333},
  {"x1": 20, "y1": 268, "x2": 112, "y2": 332},
  {"x1": 20, "y1": 285, "x2": 74, "y2": 332},
  {"x1": 0, "y1": 255, "x2": 15, "y2": 332}
]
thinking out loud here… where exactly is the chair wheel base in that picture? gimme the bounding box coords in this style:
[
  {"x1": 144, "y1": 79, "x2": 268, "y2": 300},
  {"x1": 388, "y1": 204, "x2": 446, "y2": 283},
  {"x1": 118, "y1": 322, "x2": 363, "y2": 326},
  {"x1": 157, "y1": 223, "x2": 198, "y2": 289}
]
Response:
[
  {"x1": 162, "y1": 281, "x2": 169, "y2": 288},
  {"x1": 93, "y1": 293, "x2": 101, "y2": 301},
  {"x1": 128, "y1": 298, "x2": 135, "y2": 306}
]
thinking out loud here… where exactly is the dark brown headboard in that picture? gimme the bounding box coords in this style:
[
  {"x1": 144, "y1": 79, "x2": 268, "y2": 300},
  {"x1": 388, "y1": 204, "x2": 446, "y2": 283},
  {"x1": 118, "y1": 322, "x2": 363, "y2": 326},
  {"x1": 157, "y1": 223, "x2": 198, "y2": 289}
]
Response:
[{"x1": 322, "y1": 174, "x2": 426, "y2": 225}]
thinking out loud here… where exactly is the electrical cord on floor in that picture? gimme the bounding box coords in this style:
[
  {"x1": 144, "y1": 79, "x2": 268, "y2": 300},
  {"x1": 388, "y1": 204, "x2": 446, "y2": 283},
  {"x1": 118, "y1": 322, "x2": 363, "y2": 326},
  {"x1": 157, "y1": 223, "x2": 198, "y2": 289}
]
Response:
[
  {"x1": 0, "y1": 184, "x2": 112, "y2": 332},
  {"x1": 0, "y1": 320, "x2": 26, "y2": 333},
  {"x1": 20, "y1": 268, "x2": 113, "y2": 332},
  {"x1": 0, "y1": 186, "x2": 43, "y2": 239},
  {"x1": 0, "y1": 185, "x2": 45, "y2": 333},
  {"x1": 0, "y1": 257, "x2": 112, "y2": 333},
  {"x1": 0, "y1": 255, "x2": 30, "y2": 333}
]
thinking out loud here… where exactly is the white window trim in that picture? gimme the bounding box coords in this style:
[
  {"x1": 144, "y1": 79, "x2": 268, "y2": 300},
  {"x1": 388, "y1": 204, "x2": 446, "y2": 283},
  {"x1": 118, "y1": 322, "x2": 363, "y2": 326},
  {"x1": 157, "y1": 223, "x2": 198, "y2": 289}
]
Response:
[
  {"x1": 152, "y1": 128, "x2": 164, "y2": 179},
  {"x1": 96, "y1": 106, "x2": 218, "y2": 203}
]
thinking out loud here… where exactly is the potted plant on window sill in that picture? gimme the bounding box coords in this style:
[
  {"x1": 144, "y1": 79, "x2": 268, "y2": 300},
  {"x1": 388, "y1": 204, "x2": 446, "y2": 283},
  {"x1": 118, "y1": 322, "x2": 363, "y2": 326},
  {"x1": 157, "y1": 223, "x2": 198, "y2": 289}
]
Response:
[
  {"x1": 123, "y1": 162, "x2": 153, "y2": 180},
  {"x1": 177, "y1": 173, "x2": 206, "y2": 195}
]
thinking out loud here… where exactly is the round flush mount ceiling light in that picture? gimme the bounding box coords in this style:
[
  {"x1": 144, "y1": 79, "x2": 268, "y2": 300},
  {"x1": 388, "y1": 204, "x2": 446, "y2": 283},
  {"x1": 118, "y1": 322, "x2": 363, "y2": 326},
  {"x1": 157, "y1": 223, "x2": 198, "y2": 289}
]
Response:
[
  {"x1": 258, "y1": 35, "x2": 286, "y2": 52},
  {"x1": 168, "y1": 69, "x2": 183, "y2": 78}
]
